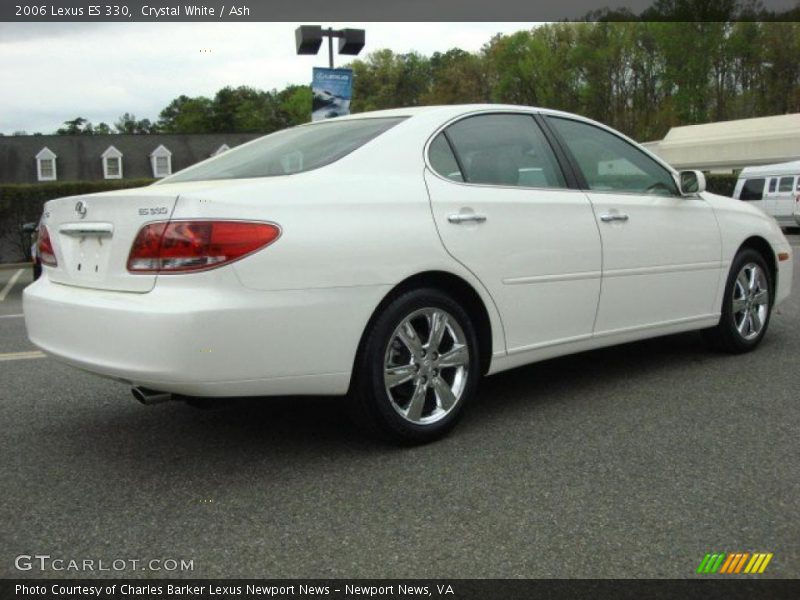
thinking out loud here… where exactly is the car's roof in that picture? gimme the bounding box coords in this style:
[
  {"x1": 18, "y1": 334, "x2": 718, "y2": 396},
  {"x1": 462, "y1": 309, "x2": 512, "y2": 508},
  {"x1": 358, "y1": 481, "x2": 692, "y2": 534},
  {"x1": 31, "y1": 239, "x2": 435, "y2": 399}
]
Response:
[
  {"x1": 330, "y1": 104, "x2": 550, "y2": 121},
  {"x1": 313, "y1": 104, "x2": 678, "y2": 177},
  {"x1": 738, "y1": 160, "x2": 800, "y2": 178}
]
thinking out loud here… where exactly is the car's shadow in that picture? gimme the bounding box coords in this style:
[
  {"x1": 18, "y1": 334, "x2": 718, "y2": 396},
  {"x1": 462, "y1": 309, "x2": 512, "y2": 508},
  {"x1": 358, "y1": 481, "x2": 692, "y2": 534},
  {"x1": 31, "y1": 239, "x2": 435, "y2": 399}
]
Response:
[{"x1": 65, "y1": 329, "x2": 729, "y2": 462}]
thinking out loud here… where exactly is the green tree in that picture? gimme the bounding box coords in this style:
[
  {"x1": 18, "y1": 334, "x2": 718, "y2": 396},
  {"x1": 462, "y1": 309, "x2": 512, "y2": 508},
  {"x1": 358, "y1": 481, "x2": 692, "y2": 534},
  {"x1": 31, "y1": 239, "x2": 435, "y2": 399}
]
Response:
[
  {"x1": 157, "y1": 96, "x2": 214, "y2": 133},
  {"x1": 94, "y1": 122, "x2": 113, "y2": 135},
  {"x1": 56, "y1": 117, "x2": 90, "y2": 135},
  {"x1": 277, "y1": 85, "x2": 313, "y2": 126}
]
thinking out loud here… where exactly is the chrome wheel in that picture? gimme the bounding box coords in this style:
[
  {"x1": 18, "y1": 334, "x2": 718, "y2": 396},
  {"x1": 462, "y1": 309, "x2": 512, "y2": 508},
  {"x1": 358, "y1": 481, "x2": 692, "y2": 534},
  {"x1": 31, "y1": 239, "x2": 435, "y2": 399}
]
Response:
[
  {"x1": 383, "y1": 307, "x2": 470, "y2": 425},
  {"x1": 732, "y1": 262, "x2": 769, "y2": 341}
]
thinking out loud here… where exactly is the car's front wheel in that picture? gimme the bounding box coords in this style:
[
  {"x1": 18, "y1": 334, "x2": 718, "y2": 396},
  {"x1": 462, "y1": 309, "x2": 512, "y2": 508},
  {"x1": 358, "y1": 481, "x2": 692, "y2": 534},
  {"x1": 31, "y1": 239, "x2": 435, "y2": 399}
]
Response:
[
  {"x1": 705, "y1": 248, "x2": 773, "y2": 353},
  {"x1": 350, "y1": 288, "x2": 481, "y2": 444}
]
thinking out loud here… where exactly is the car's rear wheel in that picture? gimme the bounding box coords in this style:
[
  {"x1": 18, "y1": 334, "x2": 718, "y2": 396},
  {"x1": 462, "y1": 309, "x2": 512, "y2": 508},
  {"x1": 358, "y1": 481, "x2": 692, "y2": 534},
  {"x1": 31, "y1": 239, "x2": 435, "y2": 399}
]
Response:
[
  {"x1": 704, "y1": 248, "x2": 772, "y2": 353},
  {"x1": 350, "y1": 288, "x2": 481, "y2": 444}
]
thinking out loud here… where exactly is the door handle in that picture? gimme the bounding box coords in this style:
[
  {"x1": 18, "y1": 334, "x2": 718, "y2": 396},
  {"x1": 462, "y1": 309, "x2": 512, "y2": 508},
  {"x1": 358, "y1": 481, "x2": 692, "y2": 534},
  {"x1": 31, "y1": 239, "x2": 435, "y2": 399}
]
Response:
[
  {"x1": 448, "y1": 213, "x2": 487, "y2": 224},
  {"x1": 599, "y1": 213, "x2": 629, "y2": 223}
]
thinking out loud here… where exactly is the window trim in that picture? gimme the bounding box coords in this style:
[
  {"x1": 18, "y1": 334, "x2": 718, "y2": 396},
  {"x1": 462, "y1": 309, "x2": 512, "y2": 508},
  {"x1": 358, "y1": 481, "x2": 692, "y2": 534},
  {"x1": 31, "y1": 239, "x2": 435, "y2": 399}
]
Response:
[
  {"x1": 543, "y1": 114, "x2": 681, "y2": 197},
  {"x1": 423, "y1": 110, "x2": 578, "y2": 193},
  {"x1": 101, "y1": 145, "x2": 123, "y2": 180},
  {"x1": 150, "y1": 144, "x2": 172, "y2": 178},
  {"x1": 35, "y1": 147, "x2": 57, "y2": 182}
]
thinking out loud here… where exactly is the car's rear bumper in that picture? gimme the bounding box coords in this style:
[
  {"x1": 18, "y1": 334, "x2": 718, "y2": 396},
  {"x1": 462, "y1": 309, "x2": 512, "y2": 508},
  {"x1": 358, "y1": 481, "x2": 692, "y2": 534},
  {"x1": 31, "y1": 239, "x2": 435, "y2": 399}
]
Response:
[{"x1": 23, "y1": 275, "x2": 390, "y2": 397}]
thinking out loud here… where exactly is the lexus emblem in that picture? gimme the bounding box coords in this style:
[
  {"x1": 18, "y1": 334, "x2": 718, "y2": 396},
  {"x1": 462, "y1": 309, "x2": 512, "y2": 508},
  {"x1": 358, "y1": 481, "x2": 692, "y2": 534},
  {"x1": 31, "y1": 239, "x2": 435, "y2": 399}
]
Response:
[{"x1": 75, "y1": 200, "x2": 87, "y2": 219}]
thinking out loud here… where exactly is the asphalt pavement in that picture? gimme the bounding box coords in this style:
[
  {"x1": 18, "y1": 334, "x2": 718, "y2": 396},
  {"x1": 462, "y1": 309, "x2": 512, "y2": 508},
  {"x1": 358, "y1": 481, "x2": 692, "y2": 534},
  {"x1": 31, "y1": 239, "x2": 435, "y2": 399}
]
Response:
[{"x1": 1, "y1": 237, "x2": 798, "y2": 579}]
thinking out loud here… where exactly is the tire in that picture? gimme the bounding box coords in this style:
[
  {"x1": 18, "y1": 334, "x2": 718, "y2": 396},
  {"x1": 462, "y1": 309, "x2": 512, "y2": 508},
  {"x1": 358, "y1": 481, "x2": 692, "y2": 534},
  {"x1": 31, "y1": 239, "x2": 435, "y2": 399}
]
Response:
[
  {"x1": 349, "y1": 288, "x2": 481, "y2": 444},
  {"x1": 704, "y1": 248, "x2": 773, "y2": 354}
]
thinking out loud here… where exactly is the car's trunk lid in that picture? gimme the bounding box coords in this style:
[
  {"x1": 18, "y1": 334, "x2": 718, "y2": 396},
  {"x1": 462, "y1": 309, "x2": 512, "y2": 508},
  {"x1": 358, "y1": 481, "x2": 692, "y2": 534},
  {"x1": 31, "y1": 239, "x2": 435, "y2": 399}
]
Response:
[{"x1": 43, "y1": 187, "x2": 179, "y2": 292}]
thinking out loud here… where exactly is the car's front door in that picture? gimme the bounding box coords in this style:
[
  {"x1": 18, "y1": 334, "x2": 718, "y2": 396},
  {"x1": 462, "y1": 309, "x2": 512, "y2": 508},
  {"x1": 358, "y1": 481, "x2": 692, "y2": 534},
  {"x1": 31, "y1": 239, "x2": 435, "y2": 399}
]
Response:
[
  {"x1": 425, "y1": 112, "x2": 602, "y2": 354},
  {"x1": 545, "y1": 116, "x2": 723, "y2": 334}
]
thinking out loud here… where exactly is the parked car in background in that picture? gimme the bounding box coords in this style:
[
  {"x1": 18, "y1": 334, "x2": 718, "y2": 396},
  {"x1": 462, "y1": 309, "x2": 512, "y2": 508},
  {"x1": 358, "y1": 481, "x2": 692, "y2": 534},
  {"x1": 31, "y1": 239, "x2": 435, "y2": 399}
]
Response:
[
  {"x1": 734, "y1": 160, "x2": 800, "y2": 228},
  {"x1": 23, "y1": 105, "x2": 794, "y2": 443},
  {"x1": 21, "y1": 221, "x2": 41, "y2": 280}
]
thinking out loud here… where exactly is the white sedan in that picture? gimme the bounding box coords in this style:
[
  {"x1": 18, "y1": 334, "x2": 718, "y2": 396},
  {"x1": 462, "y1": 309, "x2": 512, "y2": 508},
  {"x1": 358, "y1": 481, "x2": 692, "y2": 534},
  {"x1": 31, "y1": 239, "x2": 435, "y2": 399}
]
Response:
[{"x1": 24, "y1": 105, "x2": 793, "y2": 443}]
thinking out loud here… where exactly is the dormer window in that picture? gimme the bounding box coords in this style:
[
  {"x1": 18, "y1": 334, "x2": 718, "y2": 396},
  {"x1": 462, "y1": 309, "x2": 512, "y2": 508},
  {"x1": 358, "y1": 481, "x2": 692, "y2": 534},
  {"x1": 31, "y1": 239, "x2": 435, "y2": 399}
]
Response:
[
  {"x1": 150, "y1": 144, "x2": 172, "y2": 178},
  {"x1": 102, "y1": 145, "x2": 123, "y2": 179},
  {"x1": 36, "y1": 147, "x2": 57, "y2": 181},
  {"x1": 212, "y1": 144, "x2": 230, "y2": 157}
]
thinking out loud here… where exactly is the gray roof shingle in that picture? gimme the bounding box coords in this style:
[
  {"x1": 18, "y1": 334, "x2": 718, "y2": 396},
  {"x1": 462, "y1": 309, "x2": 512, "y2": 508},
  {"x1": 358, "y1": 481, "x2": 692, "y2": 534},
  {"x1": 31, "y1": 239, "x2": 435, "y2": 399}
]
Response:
[{"x1": 0, "y1": 133, "x2": 262, "y2": 183}]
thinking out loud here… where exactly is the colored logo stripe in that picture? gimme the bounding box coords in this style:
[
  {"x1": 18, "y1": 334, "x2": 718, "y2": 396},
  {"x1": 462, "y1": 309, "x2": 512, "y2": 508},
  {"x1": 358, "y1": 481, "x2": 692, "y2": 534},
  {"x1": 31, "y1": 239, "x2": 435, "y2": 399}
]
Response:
[{"x1": 697, "y1": 552, "x2": 773, "y2": 574}]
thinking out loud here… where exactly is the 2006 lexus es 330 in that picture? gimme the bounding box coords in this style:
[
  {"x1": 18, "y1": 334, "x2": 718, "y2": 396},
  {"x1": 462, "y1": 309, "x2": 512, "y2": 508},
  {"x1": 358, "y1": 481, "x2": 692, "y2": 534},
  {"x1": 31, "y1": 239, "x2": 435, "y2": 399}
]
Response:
[{"x1": 24, "y1": 105, "x2": 793, "y2": 443}]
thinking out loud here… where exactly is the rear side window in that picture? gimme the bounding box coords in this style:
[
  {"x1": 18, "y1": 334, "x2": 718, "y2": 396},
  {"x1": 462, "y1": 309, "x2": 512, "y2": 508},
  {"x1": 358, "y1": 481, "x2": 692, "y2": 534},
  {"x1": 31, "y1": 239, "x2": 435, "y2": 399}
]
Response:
[
  {"x1": 163, "y1": 117, "x2": 406, "y2": 183},
  {"x1": 740, "y1": 178, "x2": 765, "y2": 200},
  {"x1": 768, "y1": 178, "x2": 777, "y2": 192},
  {"x1": 428, "y1": 133, "x2": 463, "y2": 182},
  {"x1": 778, "y1": 176, "x2": 794, "y2": 192},
  {"x1": 440, "y1": 114, "x2": 566, "y2": 188}
]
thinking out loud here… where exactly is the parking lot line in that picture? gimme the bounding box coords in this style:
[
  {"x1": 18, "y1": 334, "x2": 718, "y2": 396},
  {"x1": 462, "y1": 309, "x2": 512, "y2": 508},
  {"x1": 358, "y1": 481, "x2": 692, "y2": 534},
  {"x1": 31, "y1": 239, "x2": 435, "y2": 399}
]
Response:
[
  {"x1": 0, "y1": 269, "x2": 24, "y2": 301},
  {"x1": 0, "y1": 350, "x2": 46, "y2": 362},
  {"x1": 0, "y1": 314, "x2": 24, "y2": 319}
]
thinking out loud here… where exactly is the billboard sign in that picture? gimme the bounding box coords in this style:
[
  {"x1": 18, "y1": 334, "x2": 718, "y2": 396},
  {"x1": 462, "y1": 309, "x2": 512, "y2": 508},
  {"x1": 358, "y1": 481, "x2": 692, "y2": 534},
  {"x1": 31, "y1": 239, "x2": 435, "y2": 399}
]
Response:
[{"x1": 312, "y1": 67, "x2": 353, "y2": 121}]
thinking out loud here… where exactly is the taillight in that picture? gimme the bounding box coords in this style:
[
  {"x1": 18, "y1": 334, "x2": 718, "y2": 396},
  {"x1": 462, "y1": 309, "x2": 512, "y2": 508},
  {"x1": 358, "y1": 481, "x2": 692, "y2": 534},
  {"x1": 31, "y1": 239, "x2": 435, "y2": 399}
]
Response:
[
  {"x1": 127, "y1": 220, "x2": 280, "y2": 273},
  {"x1": 37, "y1": 225, "x2": 57, "y2": 267}
]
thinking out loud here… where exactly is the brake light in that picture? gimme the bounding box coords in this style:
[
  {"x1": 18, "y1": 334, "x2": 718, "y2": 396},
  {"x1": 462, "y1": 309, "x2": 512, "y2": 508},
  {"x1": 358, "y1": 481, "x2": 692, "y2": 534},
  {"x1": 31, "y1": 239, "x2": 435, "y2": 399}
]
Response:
[
  {"x1": 127, "y1": 220, "x2": 280, "y2": 273},
  {"x1": 37, "y1": 225, "x2": 57, "y2": 267}
]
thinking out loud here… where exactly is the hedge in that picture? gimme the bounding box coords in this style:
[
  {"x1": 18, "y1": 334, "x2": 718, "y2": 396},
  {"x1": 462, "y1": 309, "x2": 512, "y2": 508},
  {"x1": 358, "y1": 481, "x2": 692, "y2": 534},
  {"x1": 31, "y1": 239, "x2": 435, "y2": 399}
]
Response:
[
  {"x1": 704, "y1": 174, "x2": 738, "y2": 197},
  {"x1": 0, "y1": 179, "x2": 155, "y2": 263}
]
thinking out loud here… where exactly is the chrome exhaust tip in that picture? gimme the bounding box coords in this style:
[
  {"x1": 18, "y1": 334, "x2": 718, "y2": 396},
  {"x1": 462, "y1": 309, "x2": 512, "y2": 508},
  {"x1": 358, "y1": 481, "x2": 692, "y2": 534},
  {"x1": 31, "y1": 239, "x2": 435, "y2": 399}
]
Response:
[{"x1": 132, "y1": 386, "x2": 172, "y2": 405}]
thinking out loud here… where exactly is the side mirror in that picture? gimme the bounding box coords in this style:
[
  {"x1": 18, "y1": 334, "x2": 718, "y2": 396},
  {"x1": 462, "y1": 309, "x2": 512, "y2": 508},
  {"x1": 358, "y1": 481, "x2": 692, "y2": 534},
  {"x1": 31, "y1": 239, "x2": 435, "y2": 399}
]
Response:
[
  {"x1": 21, "y1": 222, "x2": 37, "y2": 234},
  {"x1": 678, "y1": 170, "x2": 706, "y2": 195}
]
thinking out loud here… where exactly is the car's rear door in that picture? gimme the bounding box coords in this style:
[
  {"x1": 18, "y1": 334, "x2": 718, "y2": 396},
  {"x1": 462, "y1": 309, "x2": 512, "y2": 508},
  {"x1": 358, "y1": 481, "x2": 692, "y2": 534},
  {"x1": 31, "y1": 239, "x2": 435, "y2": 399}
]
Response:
[
  {"x1": 424, "y1": 112, "x2": 602, "y2": 354},
  {"x1": 544, "y1": 115, "x2": 722, "y2": 334},
  {"x1": 774, "y1": 175, "x2": 797, "y2": 222},
  {"x1": 763, "y1": 177, "x2": 780, "y2": 217}
]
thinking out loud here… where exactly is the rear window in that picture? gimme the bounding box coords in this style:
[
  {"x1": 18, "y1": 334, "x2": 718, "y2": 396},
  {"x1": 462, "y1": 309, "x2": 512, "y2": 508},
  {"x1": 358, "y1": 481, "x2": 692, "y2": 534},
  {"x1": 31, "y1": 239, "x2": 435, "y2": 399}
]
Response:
[
  {"x1": 740, "y1": 178, "x2": 765, "y2": 200},
  {"x1": 163, "y1": 117, "x2": 406, "y2": 183}
]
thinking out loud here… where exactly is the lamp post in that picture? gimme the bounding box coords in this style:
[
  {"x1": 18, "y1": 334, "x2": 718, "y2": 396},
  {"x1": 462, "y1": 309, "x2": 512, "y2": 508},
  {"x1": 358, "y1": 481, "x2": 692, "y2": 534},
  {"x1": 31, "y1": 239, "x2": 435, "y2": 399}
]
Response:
[{"x1": 294, "y1": 25, "x2": 365, "y2": 68}]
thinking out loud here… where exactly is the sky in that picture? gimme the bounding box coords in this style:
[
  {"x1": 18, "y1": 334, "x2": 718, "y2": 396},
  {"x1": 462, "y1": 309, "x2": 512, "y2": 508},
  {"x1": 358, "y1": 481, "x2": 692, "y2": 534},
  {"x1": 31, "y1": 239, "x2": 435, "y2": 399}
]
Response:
[{"x1": 0, "y1": 22, "x2": 541, "y2": 135}]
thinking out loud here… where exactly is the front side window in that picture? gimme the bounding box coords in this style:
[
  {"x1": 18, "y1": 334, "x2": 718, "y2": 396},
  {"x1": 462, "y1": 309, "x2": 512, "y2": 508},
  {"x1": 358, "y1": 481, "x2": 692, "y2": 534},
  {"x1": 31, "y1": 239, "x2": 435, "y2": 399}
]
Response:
[
  {"x1": 740, "y1": 178, "x2": 765, "y2": 200},
  {"x1": 548, "y1": 117, "x2": 678, "y2": 196},
  {"x1": 165, "y1": 117, "x2": 406, "y2": 183},
  {"x1": 440, "y1": 114, "x2": 566, "y2": 189},
  {"x1": 778, "y1": 176, "x2": 794, "y2": 192}
]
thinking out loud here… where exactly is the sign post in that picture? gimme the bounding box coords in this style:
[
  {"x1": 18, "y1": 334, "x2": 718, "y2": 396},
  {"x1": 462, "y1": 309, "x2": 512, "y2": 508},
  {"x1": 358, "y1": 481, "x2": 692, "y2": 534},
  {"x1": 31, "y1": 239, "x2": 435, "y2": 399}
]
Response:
[{"x1": 296, "y1": 26, "x2": 364, "y2": 120}]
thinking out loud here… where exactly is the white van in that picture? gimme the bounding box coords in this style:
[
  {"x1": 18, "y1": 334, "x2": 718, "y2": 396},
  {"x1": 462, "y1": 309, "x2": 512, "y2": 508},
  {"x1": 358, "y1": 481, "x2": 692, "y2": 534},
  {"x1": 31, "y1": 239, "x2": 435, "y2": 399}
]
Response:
[{"x1": 733, "y1": 160, "x2": 800, "y2": 228}]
